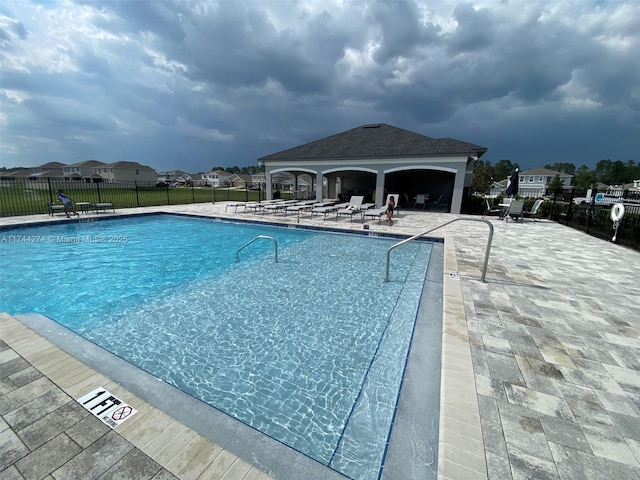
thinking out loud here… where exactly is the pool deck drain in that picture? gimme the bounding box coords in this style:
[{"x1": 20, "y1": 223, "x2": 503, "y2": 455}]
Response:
[{"x1": 2, "y1": 203, "x2": 640, "y2": 480}]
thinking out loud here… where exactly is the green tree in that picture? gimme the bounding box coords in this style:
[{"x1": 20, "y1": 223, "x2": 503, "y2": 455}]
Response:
[
  {"x1": 573, "y1": 165, "x2": 597, "y2": 189},
  {"x1": 624, "y1": 160, "x2": 640, "y2": 183},
  {"x1": 493, "y1": 159, "x2": 519, "y2": 182},
  {"x1": 544, "y1": 162, "x2": 576, "y2": 176},
  {"x1": 549, "y1": 174, "x2": 565, "y2": 194},
  {"x1": 472, "y1": 160, "x2": 494, "y2": 194}
]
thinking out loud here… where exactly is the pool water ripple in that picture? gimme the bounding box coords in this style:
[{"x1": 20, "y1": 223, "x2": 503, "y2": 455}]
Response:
[{"x1": 0, "y1": 215, "x2": 432, "y2": 480}]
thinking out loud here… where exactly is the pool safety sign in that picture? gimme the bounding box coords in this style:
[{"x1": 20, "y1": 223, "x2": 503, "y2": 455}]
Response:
[{"x1": 77, "y1": 388, "x2": 137, "y2": 428}]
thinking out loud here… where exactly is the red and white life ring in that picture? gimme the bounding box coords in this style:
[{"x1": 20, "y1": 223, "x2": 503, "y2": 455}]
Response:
[{"x1": 610, "y1": 203, "x2": 625, "y2": 222}]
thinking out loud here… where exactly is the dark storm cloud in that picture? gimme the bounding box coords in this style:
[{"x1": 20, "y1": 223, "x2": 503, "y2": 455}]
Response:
[{"x1": 0, "y1": 0, "x2": 638, "y2": 172}]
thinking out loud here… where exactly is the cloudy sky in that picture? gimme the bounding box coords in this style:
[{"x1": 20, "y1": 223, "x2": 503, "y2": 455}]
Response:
[{"x1": 1, "y1": 0, "x2": 638, "y2": 173}]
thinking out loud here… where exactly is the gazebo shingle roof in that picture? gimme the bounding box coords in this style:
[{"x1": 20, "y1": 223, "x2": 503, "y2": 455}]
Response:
[{"x1": 259, "y1": 123, "x2": 487, "y2": 161}]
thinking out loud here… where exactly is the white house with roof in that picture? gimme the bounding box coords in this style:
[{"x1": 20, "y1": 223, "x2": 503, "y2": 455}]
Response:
[
  {"x1": 517, "y1": 168, "x2": 573, "y2": 197},
  {"x1": 157, "y1": 170, "x2": 189, "y2": 184},
  {"x1": 258, "y1": 123, "x2": 487, "y2": 213},
  {"x1": 203, "y1": 170, "x2": 232, "y2": 187},
  {"x1": 63, "y1": 160, "x2": 106, "y2": 182},
  {"x1": 93, "y1": 161, "x2": 156, "y2": 183}
]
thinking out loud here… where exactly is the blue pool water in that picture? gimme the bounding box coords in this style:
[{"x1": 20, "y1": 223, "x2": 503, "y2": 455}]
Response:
[{"x1": 0, "y1": 214, "x2": 433, "y2": 480}]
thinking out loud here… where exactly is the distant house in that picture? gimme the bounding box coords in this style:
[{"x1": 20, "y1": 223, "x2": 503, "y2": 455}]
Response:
[
  {"x1": 63, "y1": 160, "x2": 106, "y2": 183},
  {"x1": 258, "y1": 123, "x2": 487, "y2": 213},
  {"x1": 0, "y1": 168, "x2": 30, "y2": 181},
  {"x1": 190, "y1": 174, "x2": 207, "y2": 187},
  {"x1": 518, "y1": 168, "x2": 573, "y2": 197},
  {"x1": 173, "y1": 173, "x2": 192, "y2": 186},
  {"x1": 93, "y1": 161, "x2": 157, "y2": 183},
  {"x1": 226, "y1": 174, "x2": 253, "y2": 188},
  {"x1": 486, "y1": 181, "x2": 504, "y2": 198},
  {"x1": 28, "y1": 162, "x2": 66, "y2": 179},
  {"x1": 157, "y1": 170, "x2": 189, "y2": 185},
  {"x1": 251, "y1": 173, "x2": 266, "y2": 187},
  {"x1": 203, "y1": 170, "x2": 232, "y2": 187},
  {"x1": 173, "y1": 173, "x2": 207, "y2": 187}
]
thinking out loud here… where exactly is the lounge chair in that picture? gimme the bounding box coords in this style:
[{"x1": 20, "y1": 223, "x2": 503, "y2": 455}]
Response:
[
  {"x1": 263, "y1": 200, "x2": 298, "y2": 214},
  {"x1": 482, "y1": 198, "x2": 503, "y2": 218},
  {"x1": 362, "y1": 194, "x2": 399, "y2": 224},
  {"x1": 523, "y1": 199, "x2": 544, "y2": 222},
  {"x1": 48, "y1": 202, "x2": 65, "y2": 216},
  {"x1": 504, "y1": 199, "x2": 524, "y2": 222},
  {"x1": 311, "y1": 202, "x2": 348, "y2": 220},
  {"x1": 225, "y1": 202, "x2": 247, "y2": 213},
  {"x1": 93, "y1": 202, "x2": 115, "y2": 214},
  {"x1": 336, "y1": 196, "x2": 364, "y2": 221},
  {"x1": 284, "y1": 201, "x2": 317, "y2": 217}
]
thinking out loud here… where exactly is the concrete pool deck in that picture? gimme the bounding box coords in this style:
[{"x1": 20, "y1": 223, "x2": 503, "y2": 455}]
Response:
[{"x1": 1, "y1": 202, "x2": 639, "y2": 479}]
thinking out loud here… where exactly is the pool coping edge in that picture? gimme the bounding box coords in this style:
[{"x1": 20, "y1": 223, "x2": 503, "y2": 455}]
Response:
[{"x1": 437, "y1": 236, "x2": 488, "y2": 479}]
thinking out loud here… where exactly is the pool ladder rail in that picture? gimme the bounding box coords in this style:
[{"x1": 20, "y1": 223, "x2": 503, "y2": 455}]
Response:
[
  {"x1": 236, "y1": 235, "x2": 279, "y2": 262},
  {"x1": 385, "y1": 218, "x2": 494, "y2": 282}
]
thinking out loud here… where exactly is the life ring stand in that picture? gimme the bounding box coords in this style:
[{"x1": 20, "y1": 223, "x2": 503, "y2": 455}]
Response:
[
  {"x1": 610, "y1": 203, "x2": 625, "y2": 242},
  {"x1": 610, "y1": 203, "x2": 625, "y2": 222}
]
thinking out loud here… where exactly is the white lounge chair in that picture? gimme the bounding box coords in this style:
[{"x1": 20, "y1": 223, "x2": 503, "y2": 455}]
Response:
[
  {"x1": 362, "y1": 194, "x2": 399, "y2": 224},
  {"x1": 284, "y1": 201, "x2": 317, "y2": 217},
  {"x1": 523, "y1": 199, "x2": 544, "y2": 222},
  {"x1": 225, "y1": 202, "x2": 247, "y2": 213},
  {"x1": 263, "y1": 200, "x2": 298, "y2": 214},
  {"x1": 336, "y1": 196, "x2": 364, "y2": 221},
  {"x1": 311, "y1": 202, "x2": 348, "y2": 220},
  {"x1": 93, "y1": 202, "x2": 115, "y2": 214}
]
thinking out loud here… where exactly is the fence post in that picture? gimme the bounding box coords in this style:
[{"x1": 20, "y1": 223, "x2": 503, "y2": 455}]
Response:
[
  {"x1": 166, "y1": 184, "x2": 170, "y2": 205},
  {"x1": 212, "y1": 185, "x2": 216, "y2": 204},
  {"x1": 135, "y1": 181, "x2": 140, "y2": 207},
  {"x1": 566, "y1": 188, "x2": 575, "y2": 225},
  {"x1": 47, "y1": 177, "x2": 54, "y2": 204},
  {"x1": 97, "y1": 182, "x2": 102, "y2": 203}
]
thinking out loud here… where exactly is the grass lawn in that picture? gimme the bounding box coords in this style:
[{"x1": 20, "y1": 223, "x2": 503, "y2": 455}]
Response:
[{"x1": 0, "y1": 183, "x2": 290, "y2": 216}]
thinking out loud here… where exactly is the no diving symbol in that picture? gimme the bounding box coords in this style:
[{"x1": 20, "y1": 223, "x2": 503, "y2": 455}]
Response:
[{"x1": 112, "y1": 405, "x2": 133, "y2": 421}]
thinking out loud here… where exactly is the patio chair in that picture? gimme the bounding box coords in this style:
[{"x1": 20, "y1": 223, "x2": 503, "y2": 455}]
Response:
[
  {"x1": 93, "y1": 202, "x2": 115, "y2": 214},
  {"x1": 482, "y1": 198, "x2": 503, "y2": 218},
  {"x1": 362, "y1": 194, "x2": 399, "y2": 224},
  {"x1": 336, "y1": 195, "x2": 364, "y2": 221},
  {"x1": 48, "y1": 202, "x2": 65, "y2": 216},
  {"x1": 504, "y1": 200, "x2": 524, "y2": 223},
  {"x1": 413, "y1": 194, "x2": 427, "y2": 210},
  {"x1": 431, "y1": 194, "x2": 444, "y2": 210},
  {"x1": 311, "y1": 202, "x2": 348, "y2": 220},
  {"x1": 523, "y1": 199, "x2": 544, "y2": 222}
]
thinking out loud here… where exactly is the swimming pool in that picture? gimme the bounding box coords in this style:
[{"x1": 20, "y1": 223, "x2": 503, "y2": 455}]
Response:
[{"x1": 0, "y1": 214, "x2": 438, "y2": 480}]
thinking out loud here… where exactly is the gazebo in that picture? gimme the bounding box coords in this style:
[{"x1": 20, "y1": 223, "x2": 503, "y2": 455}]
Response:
[{"x1": 258, "y1": 123, "x2": 487, "y2": 214}]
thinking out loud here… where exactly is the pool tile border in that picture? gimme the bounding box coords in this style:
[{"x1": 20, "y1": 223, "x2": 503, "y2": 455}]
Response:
[{"x1": 438, "y1": 237, "x2": 487, "y2": 479}]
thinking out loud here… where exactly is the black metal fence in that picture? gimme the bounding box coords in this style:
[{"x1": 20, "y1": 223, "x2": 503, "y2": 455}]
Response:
[
  {"x1": 544, "y1": 189, "x2": 640, "y2": 251},
  {"x1": 0, "y1": 178, "x2": 274, "y2": 217},
  {"x1": 3, "y1": 178, "x2": 638, "y2": 251}
]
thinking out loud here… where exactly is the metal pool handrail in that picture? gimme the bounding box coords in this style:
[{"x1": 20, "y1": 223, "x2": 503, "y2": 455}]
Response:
[
  {"x1": 236, "y1": 235, "x2": 279, "y2": 262},
  {"x1": 385, "y1": 218, "x2": 494, "y2": 282}
]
